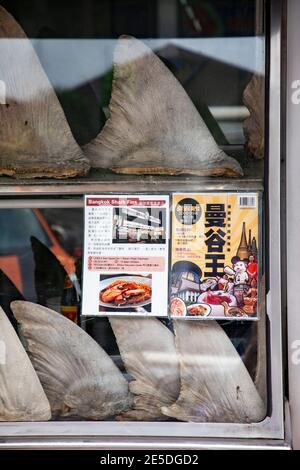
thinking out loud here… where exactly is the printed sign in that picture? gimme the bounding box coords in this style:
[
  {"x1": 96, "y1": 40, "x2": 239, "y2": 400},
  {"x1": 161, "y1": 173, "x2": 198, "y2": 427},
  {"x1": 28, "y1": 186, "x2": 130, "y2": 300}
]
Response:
[
  {"x1": 82, "y1": 195, "x2": 169, "y2": 316},
  {"x1": 170, "y1": 193, "x2": 260, "y2": 320}
]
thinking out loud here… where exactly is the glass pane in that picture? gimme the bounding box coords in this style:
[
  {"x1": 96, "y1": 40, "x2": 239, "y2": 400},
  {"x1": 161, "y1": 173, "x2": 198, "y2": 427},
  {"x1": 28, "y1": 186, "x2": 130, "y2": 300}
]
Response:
[
  {"x1": 0, "y1": 202, "x2": 267, "y2": 424},
  {"x1": 0, "y1": 0, "x2": 264, "y2": 177},
  {"x1": 0, "y1": 0, "x2": 267, "y2": 428}
]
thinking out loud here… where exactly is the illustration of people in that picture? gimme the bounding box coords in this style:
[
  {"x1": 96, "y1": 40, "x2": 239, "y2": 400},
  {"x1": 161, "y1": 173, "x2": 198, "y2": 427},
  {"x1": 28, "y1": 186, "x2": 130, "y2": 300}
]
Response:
[
  {"x1": 217, "y1": 274, "x2": 227, "y2": 290},
  {"x1": 216, "y1": 274, "x2": 234, "y2": 295},
  {"x1": 245, "y1": 281, "x2": 257, "y2": 299},
  {"x1": 199, "y1": 278, "x2": 218, "y2": 292},
  {"x1": 247, "y1": 254, "x2": 258, "y2": 283},
  {"x1": 244, "y1": 278, "x2": 258, "y2": 315}
]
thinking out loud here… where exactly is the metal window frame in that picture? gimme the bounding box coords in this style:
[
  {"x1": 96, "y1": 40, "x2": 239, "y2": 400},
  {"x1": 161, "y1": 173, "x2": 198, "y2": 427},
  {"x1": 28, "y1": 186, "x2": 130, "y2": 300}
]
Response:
[
  {"x1": 0, "y1": 0, "x2": 286, "y2": 448},
  {"x1": 286, "y1": 0, "x2": 300, "y2": 452}
]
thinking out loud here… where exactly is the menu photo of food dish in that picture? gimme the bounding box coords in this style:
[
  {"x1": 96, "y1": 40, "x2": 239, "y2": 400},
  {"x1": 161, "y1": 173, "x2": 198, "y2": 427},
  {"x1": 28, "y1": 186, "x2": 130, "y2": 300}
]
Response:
[
  {"x1": 170, "y1": 192, "x2": 261, "y2": 321},
  {"x1": 81, "y1": 194, "x2": 169, "y2": 317},
  {"x1": 99, "y1": 274, "x2": 152, "y2": 313}
]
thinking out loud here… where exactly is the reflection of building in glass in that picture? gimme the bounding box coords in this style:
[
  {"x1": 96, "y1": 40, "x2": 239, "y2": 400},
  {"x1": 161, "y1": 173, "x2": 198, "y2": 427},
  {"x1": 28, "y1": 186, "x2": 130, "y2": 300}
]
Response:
[
  {"x1": 113, "y1": 207, "x2": 165, "y2": 243},
  {"x1": 171, "y1": 261, "x2": 202, "y2": 303}
]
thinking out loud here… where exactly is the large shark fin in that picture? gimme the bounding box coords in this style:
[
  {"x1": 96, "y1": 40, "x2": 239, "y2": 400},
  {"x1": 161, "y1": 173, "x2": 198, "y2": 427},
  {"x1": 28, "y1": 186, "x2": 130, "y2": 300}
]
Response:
[{"x1": 84, "y1": 36, "x2": 243, "y2": 177}]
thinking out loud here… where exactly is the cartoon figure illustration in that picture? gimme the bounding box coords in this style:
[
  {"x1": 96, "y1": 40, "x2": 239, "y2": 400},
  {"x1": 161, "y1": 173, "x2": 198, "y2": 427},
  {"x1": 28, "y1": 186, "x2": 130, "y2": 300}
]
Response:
[{"x1": 224, "y1": 259, "x2": 249, "y2": 286}]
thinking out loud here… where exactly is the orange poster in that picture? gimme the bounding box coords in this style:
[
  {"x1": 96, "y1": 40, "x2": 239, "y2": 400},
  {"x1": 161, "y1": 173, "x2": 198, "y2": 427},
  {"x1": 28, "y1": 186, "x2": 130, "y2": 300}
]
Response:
[{"x1": 170, "y1": 193, "x2": 260, "y2": 320}]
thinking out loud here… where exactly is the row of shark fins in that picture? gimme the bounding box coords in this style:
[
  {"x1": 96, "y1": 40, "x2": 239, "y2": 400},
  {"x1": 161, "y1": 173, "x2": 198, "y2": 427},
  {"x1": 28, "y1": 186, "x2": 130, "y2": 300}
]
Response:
[
  {"x1": 0, "y1": 6, "x2": 244, "y2": 179},
  {"x1": 0, "y1": 297, "x2": 266, "y2": 423},
  {"x1": 0, "y1": 236, "x2": 266, "y2": 424}
]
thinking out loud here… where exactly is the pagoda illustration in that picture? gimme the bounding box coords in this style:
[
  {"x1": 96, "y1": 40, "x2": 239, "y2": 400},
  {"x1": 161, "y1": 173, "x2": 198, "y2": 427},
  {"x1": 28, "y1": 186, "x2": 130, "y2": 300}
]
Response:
[
  {"x1": 251, "y1": 237, "x2": 258, "y2": 260},
  {"x1": 236, "y1": 223, "x2": 258, "y2": 261},
  {"x1": 248, "y1": 229, "x2": 252, "y2": 252},
  {"x1": 236, "y1": 222, "x2": 250, "y2": 260}
]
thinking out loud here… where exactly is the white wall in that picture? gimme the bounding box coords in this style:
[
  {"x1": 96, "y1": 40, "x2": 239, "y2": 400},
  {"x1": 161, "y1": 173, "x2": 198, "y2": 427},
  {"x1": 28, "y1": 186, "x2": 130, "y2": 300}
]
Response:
[{"x1": 287, "y1": 0, "x2": 300, "y2": 451}]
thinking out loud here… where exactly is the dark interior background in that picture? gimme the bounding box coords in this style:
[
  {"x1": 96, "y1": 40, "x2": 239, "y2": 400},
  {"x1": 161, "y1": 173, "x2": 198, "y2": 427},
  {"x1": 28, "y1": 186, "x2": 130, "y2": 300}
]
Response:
[
  {"x1": 1, "y1": 0, "x2": 256, "y2": 38},
  {"x1": 0, "y1": 1, "x2": 260, "y2": 145}
]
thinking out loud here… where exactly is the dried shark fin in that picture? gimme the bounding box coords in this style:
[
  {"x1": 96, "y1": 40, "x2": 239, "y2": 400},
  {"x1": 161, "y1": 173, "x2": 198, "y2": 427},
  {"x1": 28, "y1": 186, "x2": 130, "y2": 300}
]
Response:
[
  {"x1": 0, "y1": 6, "x2": 89, "y2": 178},
  {"x1": 11, "y1": 301, "x2": 132, "y2": 420},
  {"x1": 109, "y1": 317, "x2": 180, "y2": 420},
  {"x1": 162, "y1": 320, "x2": 266, "y2": 423},
  {"x1": 84, "y1": 36, "x2": 243, "y2": 177},
  {"x1": 0, "y1": 306, "x2": 51, "y2": 421}
]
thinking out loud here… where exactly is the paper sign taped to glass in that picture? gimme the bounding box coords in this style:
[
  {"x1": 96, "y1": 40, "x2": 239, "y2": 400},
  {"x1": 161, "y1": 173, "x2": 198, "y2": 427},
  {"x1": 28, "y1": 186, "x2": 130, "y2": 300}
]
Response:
[
  {"x1": 170, "y1": 193, "x2": 260, "y2": 320},
  {"x1": 82, "y1": 194, "x2": 169, "y2": 317}
]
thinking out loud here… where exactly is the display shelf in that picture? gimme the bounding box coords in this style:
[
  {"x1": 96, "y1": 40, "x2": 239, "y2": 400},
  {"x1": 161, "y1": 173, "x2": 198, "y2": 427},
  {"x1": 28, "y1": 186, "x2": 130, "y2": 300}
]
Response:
[
  {"x1": 0, "y1": 148, "x2": 264, "y2": 196},
  {"x1": 0, "y1": 170, "x2": 264, "y2": 198}
]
